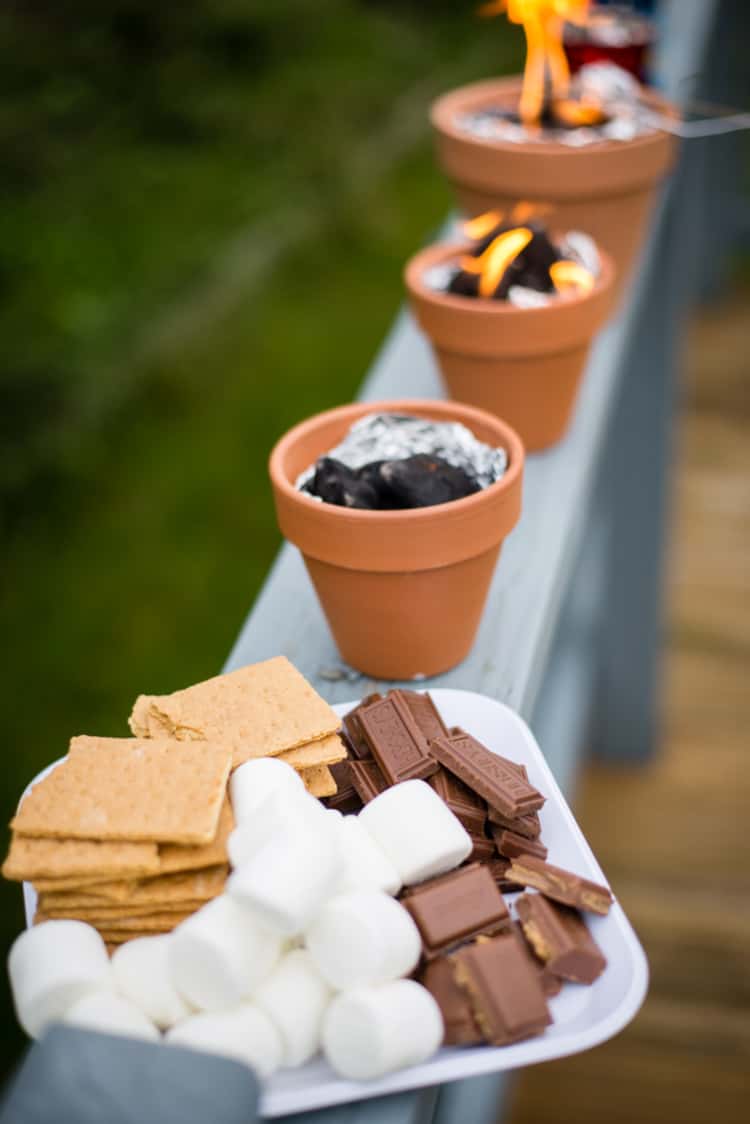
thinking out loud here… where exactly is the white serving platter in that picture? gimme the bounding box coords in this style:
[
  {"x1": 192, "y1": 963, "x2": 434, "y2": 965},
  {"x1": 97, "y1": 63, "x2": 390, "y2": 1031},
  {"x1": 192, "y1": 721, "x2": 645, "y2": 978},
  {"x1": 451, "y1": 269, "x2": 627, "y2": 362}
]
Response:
[{"x1": 20, "y1": 688, "x2": 649, "y2": 1118}]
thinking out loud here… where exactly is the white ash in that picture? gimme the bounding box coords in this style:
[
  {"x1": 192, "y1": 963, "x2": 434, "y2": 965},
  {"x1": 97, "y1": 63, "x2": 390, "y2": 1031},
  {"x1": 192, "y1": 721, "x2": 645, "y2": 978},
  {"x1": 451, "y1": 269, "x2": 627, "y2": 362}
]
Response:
[
  {"x1": 507, "y1": 286, "x2": 552, "y2": 309},
  {"x1": 455, "y1": 63, "x2": 655, "y2": 148},
  {"x1": 296, "y1": 413, "x2": 507, "y2": 492},
  {"x1": 423, "y1": 263, "x2": 461, "y2": 292},
  {"x1": 556, "y1": 231, "x2": 601, "y2": 277}
]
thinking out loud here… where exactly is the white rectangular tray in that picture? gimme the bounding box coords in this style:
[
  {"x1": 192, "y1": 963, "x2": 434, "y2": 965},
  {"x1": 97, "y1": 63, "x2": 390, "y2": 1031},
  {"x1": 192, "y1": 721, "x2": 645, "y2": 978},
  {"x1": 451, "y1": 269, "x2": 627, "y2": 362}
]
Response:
[{"x1": 22, "y1": 688, "x2": 648, "y2": 1117}]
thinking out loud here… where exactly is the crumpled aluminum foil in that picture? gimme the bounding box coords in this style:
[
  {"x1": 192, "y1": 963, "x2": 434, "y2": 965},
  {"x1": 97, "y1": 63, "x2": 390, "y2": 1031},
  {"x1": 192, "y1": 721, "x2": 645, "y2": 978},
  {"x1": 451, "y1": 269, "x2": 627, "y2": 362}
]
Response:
[{"x1": 296, "y1": 413, "x2": 508, "y2": 492}]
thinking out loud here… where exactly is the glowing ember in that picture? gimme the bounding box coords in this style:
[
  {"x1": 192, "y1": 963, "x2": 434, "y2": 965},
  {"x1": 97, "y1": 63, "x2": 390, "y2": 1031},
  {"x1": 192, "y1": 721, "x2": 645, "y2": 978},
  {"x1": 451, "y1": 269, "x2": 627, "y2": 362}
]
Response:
[
  {"x1": 550, "y1": 259, "x2": 595, "y2": 294},
  {"x1": 479, "y1": 0, "x2": 601, "y2": 126},
  {"x1": 461, "y1": 227, "x2": 533, "y2": 297}
]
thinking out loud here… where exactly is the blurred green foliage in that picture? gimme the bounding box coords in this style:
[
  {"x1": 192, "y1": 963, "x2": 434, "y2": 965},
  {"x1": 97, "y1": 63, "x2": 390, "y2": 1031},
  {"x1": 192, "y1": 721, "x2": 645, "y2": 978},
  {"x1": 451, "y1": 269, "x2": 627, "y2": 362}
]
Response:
[{"x1": 0, "y1": 0, "x2": 521, "y2": 1077}]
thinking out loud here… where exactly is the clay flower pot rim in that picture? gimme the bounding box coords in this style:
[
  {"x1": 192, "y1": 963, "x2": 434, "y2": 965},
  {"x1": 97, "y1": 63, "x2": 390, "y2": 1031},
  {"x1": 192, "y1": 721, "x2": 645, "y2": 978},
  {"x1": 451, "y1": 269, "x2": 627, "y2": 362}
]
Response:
[
  {"x1": 268, "y1": 398, "x2": 524, "y2": 524},
  {"x1": 430, "y1": 74, "x2": 675, "y2": 156},
  {"x1": 404, "y1": 240, "x2": 615, "y2": 316}
]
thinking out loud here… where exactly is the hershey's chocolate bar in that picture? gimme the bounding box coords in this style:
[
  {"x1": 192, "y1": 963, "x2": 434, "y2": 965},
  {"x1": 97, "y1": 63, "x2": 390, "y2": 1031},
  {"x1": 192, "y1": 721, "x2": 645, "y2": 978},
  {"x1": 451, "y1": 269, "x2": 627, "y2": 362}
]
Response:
[
  {"x1": 451, "y1": 933, "x2": 552, "y2": 1046},
  {"x1": 511, "y1": 920, "x2": 563, "y2": 997},
  {"x1": 486, "y1": 805, "x2": 542, "y2": 840},
  {"x1": 420, "y1": 956, "x2": 482, "y2": 1045},
  {"x1": 516, "y1": 894, "x2": 606, "y2": 984},
  {"x1": 428, "y1": 767, "x2": 487, "y2": 834},
  {"x1": 491, "y1": 826, "x2": 548, "y2": 861},
  {"x1": 402, "y1": 862, "x2": 510, "y2": 958},
  {"x1": 486, "y1": 857, "x2": 524, "y2": 893},
  {"x1": 348, "y1": 758, "x2": 389, "y2": 804},
  {"x1": 358, "y1": 694, "x2": 438, "y2": 785},
  {"x1": 341, "y1": 694, "x2": 383, "y2": 759},
  {"x1": 325, "y1": 760, "x2": 363, "y2": 814},
  {"x1": 391, "y1": 689, "x2": 449, "y2": 744},
  {"x1": 431, "y1": 729, "x2": 545, "y2": 819},
  {"x1": 506, "y1": 856, "x2": 613, "y2": 915}
]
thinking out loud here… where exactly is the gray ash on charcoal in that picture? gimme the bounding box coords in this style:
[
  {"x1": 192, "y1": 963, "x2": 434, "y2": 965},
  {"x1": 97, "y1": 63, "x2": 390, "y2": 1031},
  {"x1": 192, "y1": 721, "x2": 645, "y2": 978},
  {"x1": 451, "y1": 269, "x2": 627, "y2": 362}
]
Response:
[
  {"x1": 448, "y1": 220, "x2": 561, "y2": 301},
  {"x1": 296, "y1": 413, "x2": 507, "y2": 511}
]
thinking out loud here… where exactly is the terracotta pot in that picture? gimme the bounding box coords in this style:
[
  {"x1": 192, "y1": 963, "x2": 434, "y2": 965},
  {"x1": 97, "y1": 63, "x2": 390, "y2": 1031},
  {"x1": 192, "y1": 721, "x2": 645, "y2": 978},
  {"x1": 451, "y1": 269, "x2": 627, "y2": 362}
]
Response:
[
  {"x1": 431, "y1": 76, "x2": 677, "y2": 282},
  {"x1": 405, "y1": 242, "x2": 615, "y2": 452},
  {"x1": 268, "y1": 400, "x2": 524, "y2": 680}
]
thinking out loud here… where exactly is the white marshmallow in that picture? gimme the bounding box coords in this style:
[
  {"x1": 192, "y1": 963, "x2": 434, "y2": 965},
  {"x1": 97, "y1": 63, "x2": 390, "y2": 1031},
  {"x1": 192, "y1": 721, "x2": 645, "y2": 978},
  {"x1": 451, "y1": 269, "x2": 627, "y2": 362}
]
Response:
[
  {"x1": 335, "y1": 815, "x2": 402, "y2": 896},
  {"x1": 322, "y1": 980, "x2": 444, "y2": 1081},
  {"x1": 63, "y1": 991, "x2": 159, "y2": 1042},
  {"x1": 8, "y1": 921, "x2": 112, "y2": 1038},
  {"x1": 169, "y1": 895, "x2": 282, "y2": 1011},
  {"x1": 228, "y1": 823, "x2": 341, "y2": 936},
  {"x1": 166, "y1": 1005, "x2": 282, "y2": 1078},
  {"x1": 112, "y1": 935, "x2": 192, "y2": 1029},
  {"x1": 358, "y1": 779, "x2": 472, "y2": 884},
  {"x1": 254, "y1": 949, "x2": 331, "y2": 1067},
  {"x1": 306, "y1": 891, "x2": 421, "y2": 991},
  {"x1": 227, "y1": 789, "x2": 331, "y2": 869},
  {"x1": 229, "y1": 756, "x2": 305, "y2": 825}
]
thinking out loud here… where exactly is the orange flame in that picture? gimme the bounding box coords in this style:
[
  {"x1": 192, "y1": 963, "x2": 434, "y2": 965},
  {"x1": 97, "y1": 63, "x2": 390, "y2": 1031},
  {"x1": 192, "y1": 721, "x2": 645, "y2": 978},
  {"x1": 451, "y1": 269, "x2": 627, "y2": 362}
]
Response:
[
  {"x1": 461, "y1": 227, "x2": 533, "y2": 297},
  {"x1": 480, "y1": 0, "x2": 591, "y2": 126},
  {"x1": 550, "y1": 260, "x2": 595, "y2": 295},
  {"x1": 462, "y1": 210, "x2": 505, "y2": 240}
]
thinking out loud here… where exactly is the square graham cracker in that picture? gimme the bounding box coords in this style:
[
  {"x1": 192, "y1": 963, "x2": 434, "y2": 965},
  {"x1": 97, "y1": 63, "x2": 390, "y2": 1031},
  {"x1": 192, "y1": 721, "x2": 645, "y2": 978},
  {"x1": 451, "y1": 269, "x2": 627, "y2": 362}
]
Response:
[
  {"x1": 279, "y1": 734, "x2": 347, "y2": 771},
  {"x1": 39, "y1": 864, "x2": 227, "y2": 911},
  {"x1": 129, "y1": 656, "x2": 340, "y2": 767},
  {"x1": 300, "y1": 764, "x2": 337, "y2": 798},
  {"x1": 2, "y1": 833, "x2": 159, "y2": 884},
  {"x1": 12, "y1": 737, "x2": 231, "y2": 844}
]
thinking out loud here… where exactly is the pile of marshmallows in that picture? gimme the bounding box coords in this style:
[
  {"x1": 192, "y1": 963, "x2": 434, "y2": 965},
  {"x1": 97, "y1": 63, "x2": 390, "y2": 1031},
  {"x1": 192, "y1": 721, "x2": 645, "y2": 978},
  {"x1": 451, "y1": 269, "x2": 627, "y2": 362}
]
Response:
[{"x1": 10, "y1": 756, "x2": 476, "y2": 1082}]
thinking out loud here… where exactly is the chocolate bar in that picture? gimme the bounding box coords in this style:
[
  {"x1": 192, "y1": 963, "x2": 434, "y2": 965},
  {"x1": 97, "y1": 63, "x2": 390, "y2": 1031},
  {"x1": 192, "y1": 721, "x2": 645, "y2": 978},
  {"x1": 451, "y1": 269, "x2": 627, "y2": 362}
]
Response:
[
  {"x1": 420, "y1": 956, "x2": 482, "y2": 1045},
  {"x1": 486, "y1": 805, "x2": 542, "y2": 840},
  {"x1": 506, "y1": 856, "x2": 613, "y2": 915},
  {"x1": 348, "y1": 758, "x2": 389, "y2": 804},
  {"x1": 391, "y1": 690, "x2": 449, "y2": 743},
  {"x1": 325, "y1": 761, "x2": 363, "y2": 814},
  {"x1": 511, "y1": 920, "x2": 563, "y2": 997},
  {"x1": 451, "y1": 933, "x2": 552, "y2": 1046},
  {"x1": 491, "y1": 826, "x2": 548, "y2": 861},
  {"x1": 516, "y1": 894, "x2": 606, "y2": 984},
  {"x1": 358, "y1": 694, "x2": 438, "y2": 785},
  {"x1": 341, "y1": 694, "x2": 383, "y2": 759},
  {"x1": 402, "y1": 863, "x2": 510, "y2": 958},
  {"x1": 428, "y1": 768, "x2": 487, "y2": 834},
  {"x1": 486, "y1": 857, "x2": 524, "y2": 893},
  {"x1": 431, "y1": 730, "x2": 545, "y2": 819},
  {"x1": 469, "y1": 834, "x2": 496, "y2": 863}
]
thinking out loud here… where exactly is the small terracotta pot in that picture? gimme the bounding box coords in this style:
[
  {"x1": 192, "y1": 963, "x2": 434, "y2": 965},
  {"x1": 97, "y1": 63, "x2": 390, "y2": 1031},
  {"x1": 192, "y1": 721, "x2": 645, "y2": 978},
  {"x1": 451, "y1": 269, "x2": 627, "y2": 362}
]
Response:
[
  {"x1": 268, "y1": 399, "x2": 524, "y2": 680},
  {"x1": 405, "y1": 242, "x2": 615, "y2": 451},
  {"x1": 431, "y1": 76, "x2": 677, "y2": 282}
]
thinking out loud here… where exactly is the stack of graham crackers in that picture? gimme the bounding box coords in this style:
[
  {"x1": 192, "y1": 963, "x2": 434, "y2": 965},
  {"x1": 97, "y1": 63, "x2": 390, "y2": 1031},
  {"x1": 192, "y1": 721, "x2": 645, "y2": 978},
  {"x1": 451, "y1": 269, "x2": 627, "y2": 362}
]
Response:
[{"x1": 3, "y1": 657, "x2": 344, "y2": 949}]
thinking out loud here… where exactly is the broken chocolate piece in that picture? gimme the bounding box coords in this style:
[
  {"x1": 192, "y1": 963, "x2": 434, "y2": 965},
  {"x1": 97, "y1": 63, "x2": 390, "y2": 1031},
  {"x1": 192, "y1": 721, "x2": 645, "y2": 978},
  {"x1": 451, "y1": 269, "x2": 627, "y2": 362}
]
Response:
[
  {"x1": 402, "y1": 862, "x2": 510, "y2": 958},
  {"x1": 348, "y1": 758, "x2": 389, "y2": 804},
  {"x1": 511, "y1": 920, "x2": 563, "y2": 997},
  {"x1": 468, "y1": 834, "x2": 496, "y2": 863},
  {"x1": 431, "y1": 730, "x2": 545, "y2": 819},
  {"x1": 486, "y1": 805, "x2": 542, "y2": 840},
  {"x1": 516, "y1": 894, "x2": 606, "y2": 984},
  {"x1": 451, "y1": 933, "x2": 552, "y2": 1046},
  {"x1": 341, "y1": 694, "x2": 383, "y2": 759},
  {"x1": 485, "y1": 857, "x2": 524, "y2": 894},
  {"x1": 420, "y1": 956, "x2": 482, "y2": 1045},
  {"x1": 358, "y1": 694, "x2": 438, "y2": 785},
  {"x1": 324, "y1": 760, "x2": 363, "y2": 814},
  {"x1": 428, "y1": 768, "x2": 487, "y2": 834},
  {"x1": 506, "y1": 856, "x2": 613, "y2": 915},
  {"x1": 491, "y1": 826, "x2": 548, "y2": 861},
  {"x1": 391, "y1": 690, "x2": 449, "y2": 744}
]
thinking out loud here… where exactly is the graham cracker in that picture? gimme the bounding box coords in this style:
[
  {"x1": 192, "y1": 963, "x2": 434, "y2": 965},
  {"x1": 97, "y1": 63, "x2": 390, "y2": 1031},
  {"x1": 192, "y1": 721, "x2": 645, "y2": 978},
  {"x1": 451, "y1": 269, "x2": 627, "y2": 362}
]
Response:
[
  {"x1": 279, "y1": 734, "x2": 347, "y2": 771},
  {"x1": 12, "y1": 737, "x2": 231, "y2": 844},
  {"x1": 128, "y1": 656, "x2": 340, "y2": 767},
  {"x1": 36, "y1": 900, "x2": 205, "y2": 923},
  {"x1": 157, "y1": 797, "x2": 233, "y2": 875},
  {"x1": 97, "y1": 926, "x2": 177, "y2": 943},
  {"x1": 300, "y1": 764, "x2": 337, "y2": 798},
  {"x1": 2, "y1": 832, "x2": 159, "y2": 883},
  {"x1": 32, "y1": 873, "x2": 134, "y2": 894},
  {"x1": 39, "y1": 864, "x2": 227, "y2": 911}
]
